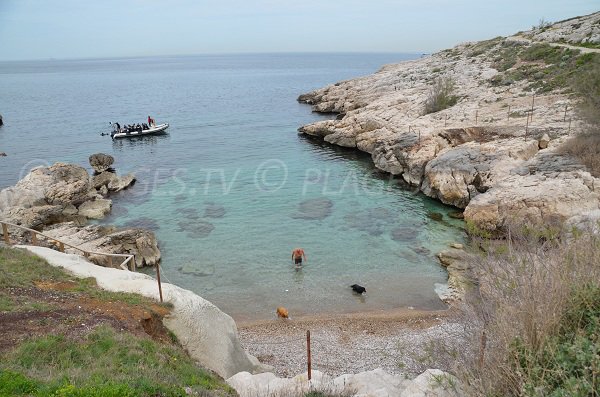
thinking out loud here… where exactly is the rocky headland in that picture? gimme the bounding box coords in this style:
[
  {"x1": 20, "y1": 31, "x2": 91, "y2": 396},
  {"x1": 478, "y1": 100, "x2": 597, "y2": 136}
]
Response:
[
  {"x1": 298, "y1": 12, "x2": 600, "y2": 237},
  {"x1": 0, "y1": 153, "x2": 159, "y2": 268}
]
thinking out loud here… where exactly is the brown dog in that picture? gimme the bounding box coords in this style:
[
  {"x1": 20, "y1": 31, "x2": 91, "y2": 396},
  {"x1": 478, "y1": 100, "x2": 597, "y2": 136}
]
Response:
[{"x1": 276, "y1": 306, "x2": 289, "y2": 318}]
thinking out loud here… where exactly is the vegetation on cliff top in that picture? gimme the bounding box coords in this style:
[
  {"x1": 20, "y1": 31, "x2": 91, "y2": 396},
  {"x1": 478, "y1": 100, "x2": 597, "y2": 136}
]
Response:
[
  {"x1": 458, "y1": 228, "x2": 600, "y2": 397},
  {"x1": 0, "y1": 247, "x2": 234, "y2": 397}
]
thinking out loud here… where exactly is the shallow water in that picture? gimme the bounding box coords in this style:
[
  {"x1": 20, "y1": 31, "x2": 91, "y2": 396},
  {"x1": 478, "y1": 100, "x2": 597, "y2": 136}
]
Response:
[{"x1": 0, "y1": 54, "x2": 465, "y2": 320}]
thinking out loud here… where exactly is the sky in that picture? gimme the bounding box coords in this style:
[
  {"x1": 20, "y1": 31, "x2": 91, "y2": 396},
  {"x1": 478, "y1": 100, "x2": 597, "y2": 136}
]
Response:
[{"x1": 0, "y1": 0, "x2": 598, "y2": 61}]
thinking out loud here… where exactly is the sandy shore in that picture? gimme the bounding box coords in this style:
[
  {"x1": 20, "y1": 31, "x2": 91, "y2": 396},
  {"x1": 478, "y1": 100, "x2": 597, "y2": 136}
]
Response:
[{"x1": 237, "y1": 307, "x2": 469, "y2": 378}]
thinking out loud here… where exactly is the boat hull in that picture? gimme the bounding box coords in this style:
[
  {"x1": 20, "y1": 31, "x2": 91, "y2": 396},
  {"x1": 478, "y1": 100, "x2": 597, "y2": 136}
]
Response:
[{"x1": 112, "y1": 123, "x2": 169, "y2": 139}]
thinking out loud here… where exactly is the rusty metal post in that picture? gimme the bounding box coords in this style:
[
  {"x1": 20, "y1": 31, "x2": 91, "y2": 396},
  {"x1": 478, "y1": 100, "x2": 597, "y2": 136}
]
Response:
[
  {"x1": 156, "y1": 263, "x2": 164, "y2": 303},
  {"x1": 568, "y1": 117, "x2": 572, "y2": 133},
  {"x1": 108, "y1": 256, "x2": 113, "y2": 268},
  {"x1": 475, "y1": 110, "x2": 478, "y2": 124},
  {"x1": 31, "y1": 231, "x2": 37, "y2": 246},
  {"x1": 444, "y1": 114, "x2": 448, "y2": 127},
  {"x1": 525, "y1": 113, "x2": 530, "y2": 141},
  {"x1": 59, "y1": 242, "x2": 64, "y2": 252},
  {"x1": 507, "y1": 105, "x2": 511, "y2": 120},
  {"x1": 130, "y1": 255, "x2": 136, "y2": 272},
  {"x1": 306, "y1": 330, "x2": 312, "y2": 381},
  {"x1": 530, "y1": 94, "x2": 535, "y2": 122},
  {"x1": 563, "y1": 104, "x2": 568, "y2": 122},
  {"x1": 2, "y1": 223, "x2": 9, "y2": 245}
]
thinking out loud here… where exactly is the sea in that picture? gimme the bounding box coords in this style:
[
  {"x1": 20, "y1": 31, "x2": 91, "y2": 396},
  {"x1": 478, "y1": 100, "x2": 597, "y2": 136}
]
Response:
[{"x1": 0, "y1": 53, "x2": 465, "y2": 321}]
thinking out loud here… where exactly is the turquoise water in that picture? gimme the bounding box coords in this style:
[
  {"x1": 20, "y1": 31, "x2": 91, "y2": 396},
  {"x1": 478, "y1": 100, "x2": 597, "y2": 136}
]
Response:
[{"x1": 0, "y1": 54, "x2": 465, "y2": 320}]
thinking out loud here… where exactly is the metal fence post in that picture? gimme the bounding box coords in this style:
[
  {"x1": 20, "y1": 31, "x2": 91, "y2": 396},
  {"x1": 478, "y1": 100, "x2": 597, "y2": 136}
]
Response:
[
  {"x1": 307, "y1": 330, "x2": 312, "y2": 381},
  {"x1": 156, "y1": 263, "x2": 164, "y2": 303}
]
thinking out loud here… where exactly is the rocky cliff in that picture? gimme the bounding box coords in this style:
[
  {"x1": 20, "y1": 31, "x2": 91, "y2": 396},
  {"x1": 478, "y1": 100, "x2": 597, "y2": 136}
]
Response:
[
  {"x1": 298, "y1": 12, "x2": 600, "y2": 234},
  {"x1": 0, "y1": 154, "x2": 160, "y2": 268}
]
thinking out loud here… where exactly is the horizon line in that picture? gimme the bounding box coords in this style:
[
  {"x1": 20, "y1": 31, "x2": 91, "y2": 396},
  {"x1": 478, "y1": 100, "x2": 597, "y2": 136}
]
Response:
[{"x1": 0, "y1": 50, "x2": 429, "y2": 63}]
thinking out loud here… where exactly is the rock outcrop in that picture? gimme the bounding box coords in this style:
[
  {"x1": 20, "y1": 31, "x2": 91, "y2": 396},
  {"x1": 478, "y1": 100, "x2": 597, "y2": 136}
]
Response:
[
  {"x1": 227, "y1": 368, "x2": 463, "y2": 397},
  {"x1": 42, "y1": 222, "x2": 161, "y2": 268},
  {"x1": 22, "y1": 246, "x2": 267, "y2": 379},
  {"x1": 436, "y1": 246, "x2": 474, "y2": 302},
  {"x1": 89, "y1": 153, "x2": 115, "y2": 174},
  {"x1": 0, "y1": 157, "x2": 154, "y2": 268},
  {"x1": 297, "y1": 13, "x2": 600, "y2": 234}
]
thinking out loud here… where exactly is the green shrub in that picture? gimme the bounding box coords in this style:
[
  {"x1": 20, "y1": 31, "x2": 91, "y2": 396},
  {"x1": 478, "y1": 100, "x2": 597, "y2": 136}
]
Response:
[
  {"x1": 424, "y1": 77, "x2": 459, "y2": 114},
  {"x1": 571, "y1": 55, "x2": 600, "y2": 131},
  {"x1": 514, "y1": 284, "x2": 600, "y2": 397}
]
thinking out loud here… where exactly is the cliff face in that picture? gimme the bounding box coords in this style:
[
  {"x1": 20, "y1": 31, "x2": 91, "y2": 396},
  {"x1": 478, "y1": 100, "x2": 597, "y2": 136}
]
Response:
[{"x1": 298, "y1": 12, "x2": 600, "y2": 233}]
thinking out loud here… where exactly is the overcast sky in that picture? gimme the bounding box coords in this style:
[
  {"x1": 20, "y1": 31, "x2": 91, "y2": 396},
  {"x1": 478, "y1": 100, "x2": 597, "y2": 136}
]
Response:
[{"x1": 0, "y1": 0, "x2": 598, "y2": 61}]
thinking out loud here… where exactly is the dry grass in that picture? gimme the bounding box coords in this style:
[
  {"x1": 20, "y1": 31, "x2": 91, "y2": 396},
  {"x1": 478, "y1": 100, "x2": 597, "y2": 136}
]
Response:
[
  {"x1": 456, "y1": 228, "x2": 600, "y2": 396},
  {"x1": 557, "y1": 133, "x2": 600, "y2": 177}
]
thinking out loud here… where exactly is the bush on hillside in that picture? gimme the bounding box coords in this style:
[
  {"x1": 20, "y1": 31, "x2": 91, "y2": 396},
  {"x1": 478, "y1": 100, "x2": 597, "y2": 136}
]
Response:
[
  {"x1": 557, "y1": 133, "x2": 600, "y2": 177},
  {"x1": 572, "y1": 59, "x2": 600, "y2": 131},
  {"x1": 424, "y1": 77, "x2": 459, "y2": 115},
  {"x1": 457, "y1": 227, "x2": 600, "y2": 396}
]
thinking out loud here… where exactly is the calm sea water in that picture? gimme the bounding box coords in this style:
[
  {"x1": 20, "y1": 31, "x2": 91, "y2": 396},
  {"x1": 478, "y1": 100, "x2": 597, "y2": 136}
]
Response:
[{"x1": 0, "y1": 54, "x2": 464, "y2": 320}]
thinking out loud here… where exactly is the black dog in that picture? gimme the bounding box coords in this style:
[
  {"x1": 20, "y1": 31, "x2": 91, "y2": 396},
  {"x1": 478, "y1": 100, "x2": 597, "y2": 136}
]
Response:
[{"x1": 350, "y1": 284, "x2": 366, "y2": 294}]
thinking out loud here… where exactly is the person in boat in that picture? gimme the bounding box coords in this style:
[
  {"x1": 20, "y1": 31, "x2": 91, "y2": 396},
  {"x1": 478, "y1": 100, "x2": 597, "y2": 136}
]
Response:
[
  {"x1": 115, "y1": 122, "x2": 121, "y2": 132},
  {"x1": 142, "y1": 123, "x2": 149, "y2": 130},
  {"x1": 148, "y1": 115, "x2": 155, "y2": 127}
]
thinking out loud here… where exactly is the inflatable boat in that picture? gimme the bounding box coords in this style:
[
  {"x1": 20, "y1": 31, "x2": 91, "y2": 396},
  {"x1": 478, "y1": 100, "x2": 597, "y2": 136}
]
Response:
[{"x1": 111, "y1": 123, "x2": 169, "y2": 139}]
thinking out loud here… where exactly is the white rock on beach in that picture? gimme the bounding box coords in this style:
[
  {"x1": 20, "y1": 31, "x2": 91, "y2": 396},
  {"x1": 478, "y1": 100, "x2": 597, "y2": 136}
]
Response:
[
  {"x1": 19, "y1": 246, "x2": 268, "y2": 379},
  {"x1": 227, "y1": 368, "x2": 463, "y2": 397}
]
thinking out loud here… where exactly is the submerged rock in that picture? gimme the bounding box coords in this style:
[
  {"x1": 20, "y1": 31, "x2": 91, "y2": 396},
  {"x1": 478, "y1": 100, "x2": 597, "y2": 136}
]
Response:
[
  {"x1": 122, "y1": 217, "x2": 161, "y2": 231},
  {"x1": 178, "y1": 220, "x2": 215, "y2": 238},
  {"x1": 179, "y1": 207, "x2": 200, "y2": 220},
  {"x1": 180, "y1": 263, "x2": 216, "y2": 277},
  {"x1": 345, "y1": 207, "x2": 397, "y2": 236},
  {"x1": 291, "y1": 197, "x2": 334, "y2": 220},
  {"x1": 204, "y1": 203, "x2": 226, "y2": 218},
  {"x1": 390, "y1": 226, "x2": 419, "y2": 242},
  {"x1": 427, "y1": 212, "x2": 444, "y2": 222}
]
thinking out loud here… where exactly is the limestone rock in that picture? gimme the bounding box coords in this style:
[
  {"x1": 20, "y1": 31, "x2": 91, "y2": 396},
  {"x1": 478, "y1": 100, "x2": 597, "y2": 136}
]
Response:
[
  {"x1": 89, "y1": 153, "x2": 114, "y2": 174},
  {"x1": 538, "y1": 133, "x2": 550, "y2": 149},
  {"x1": 437, "y1": 248, "x2": 473, "y2": 301},
  {"x1": 78, "y1": 199, "x2": 112, "y2": 220},
  {"x1": 464, "y1": 170, "x2": 600, "y2": 233},
  {"x1": 295, "y1": 13, "x2": 600, "y2": 235},
  {"x1": 44, "y1": 222, "x2": 161, "y2": 268},
  {"x1": 92, "y1": 171, "x2": 118, "y2": 189},
  {"x1": 107, "y1": 173, "x2": 136, "y2": 192},
  {"x1": 227, "y1": 368, "x2": 463, "y2": 397}
]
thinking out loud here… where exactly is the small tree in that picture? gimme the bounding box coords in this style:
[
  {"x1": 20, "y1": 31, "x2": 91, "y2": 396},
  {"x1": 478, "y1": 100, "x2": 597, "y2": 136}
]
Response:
[{"x1": 424, "y1": 77, "x2": 459, "y2": 114}]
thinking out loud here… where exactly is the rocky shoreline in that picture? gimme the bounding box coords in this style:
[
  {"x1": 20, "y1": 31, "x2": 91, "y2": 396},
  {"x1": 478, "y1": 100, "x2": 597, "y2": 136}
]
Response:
[
  {"x1": 297, "y1": 12, "x2": 600, "y2": 236},
  {"x1": 0, "y1": 153, "x2": 160, "y2": 268}
]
